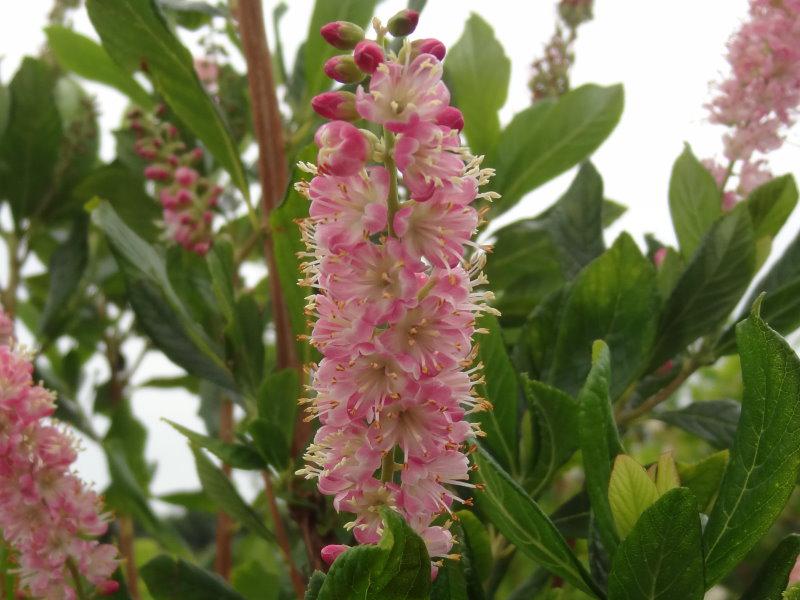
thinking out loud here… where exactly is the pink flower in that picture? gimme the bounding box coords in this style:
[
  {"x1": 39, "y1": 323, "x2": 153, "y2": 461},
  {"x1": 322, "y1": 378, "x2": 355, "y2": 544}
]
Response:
[
  {"x1": 314, "y1": 120, "x2": 371, "y2": 177},
  {"x1": 0, "y1": 309, "x2": 118, "y2": 599},
  {"x1": 394, "y1": 119, "x2": 465, "y2": 200},
  {"x1": 393, "y1": 200, "x2": 479, "y2": 268},
  {"x1": 356, "y1": 54, "x2": 450, "y2": 131}
]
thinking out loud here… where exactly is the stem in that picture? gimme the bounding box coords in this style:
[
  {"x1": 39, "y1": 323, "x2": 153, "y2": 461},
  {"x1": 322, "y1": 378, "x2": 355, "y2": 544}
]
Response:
[
  {"x1": 119, "y1": 515, "x2": 140, "y2": 600},
  {"x1": 382, "y1": 129, "x2": 400, "y2": 237},
  {"x1": 214, "y1": 399, "x2": 234, "y2": 580},
  {"x1": 719, "y1": 158, "x2": 737, "y2": 197},
  {"x1": 65, "y1": 557, "x2": 89, "y2": 600},
  {"x1": 262, "y1": 472, "x2": 306, "y2": 599},
  {"x1": 380, "y1": 449, "x2": 396, "y2": 483},
  {"x1": 616, "y1": 359, "x2": 699, "y2": 425},
  {"x1": 0, "y1": 541, "x2": 16, "y2": 600},
  {"x1": 1, "y1": 231, "x2": 21, "y2": 317}
]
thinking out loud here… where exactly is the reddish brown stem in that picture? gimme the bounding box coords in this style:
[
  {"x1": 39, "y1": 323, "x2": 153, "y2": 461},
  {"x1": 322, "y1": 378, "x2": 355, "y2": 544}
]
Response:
[
  {"x1": 118, "y1": 515, "x2": 140, "y2": 599},
  {"x1": 214, "y1": 399, "x2": 234, "y2": 579},
  {"x1": 263, "y1": 472, "x2": 306, "y2": 598}
]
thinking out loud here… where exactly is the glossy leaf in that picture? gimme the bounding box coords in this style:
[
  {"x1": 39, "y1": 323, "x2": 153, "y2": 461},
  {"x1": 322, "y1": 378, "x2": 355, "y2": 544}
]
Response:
[
  {"x1": 703, "y1": 303, "x2": 800, "y2": 587},
  {"x1": 488, "y1": 83, "x2": 624, "y2": 218},
  {"x1": 166, "y1": 420, "x2": 266, "y2": 470},
  {"x1": 141, "y1": 555, "x2": 246, "y2": 600},
  {"x1": 86, "y1": 0, "x2": 248, "y2": 195},
  {"x1": 318, "y1": 508, "x2": 430, "y2": 600},
  {"x1": 741, "y1": 534, "x2": 800, "y2": 600},
  {"x1": 190, "y1": 446, "x2": 275, "y2": 542},
  {"x1": 0, "y1": 57, "x2": 62, "y2": 222},
  {"x1": 607, "y1": 488, "x2": 704, "y2": 600},
  {"x1": 649, "y1": 205, "x2": 755, "y2": 369},
  {"x1": 668, "y1": 145, "x2": 722, "y2": 258},
  {"x1": 608, "y1": 455, "x2": 659, "y2": 541},
  {"x1": 473, "y1": 447, "x2": 601, "y2": 596},
  {"x1": 578, "y1": 340, "x2": 623, "y2": 555},
  {"x1": 443, "y1": 13, "x2": 510, "y2": 154},
  {"x1": 473, "y1": 314, "x2": 518, "y2": 472},
  {"x1": 523, "y1": 378, "x2": 579, "y2": 497},
  {"x1": 45, "y1": 25, "x2": 153, "y2": 107},
  {"x1": 656, "y1": 400, "x2": 740, "y2": 449}
]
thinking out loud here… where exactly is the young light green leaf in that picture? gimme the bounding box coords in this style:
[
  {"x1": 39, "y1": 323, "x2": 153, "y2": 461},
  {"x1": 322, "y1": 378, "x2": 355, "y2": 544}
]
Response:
[
  {"x1": 741, "y1": 534, "x2": 800, "y2": 600},
  {"x1": 190, "y1": 446, "x2": 275, "y2": 542},
  {"x1": 608, "y1": 455, "x2": 659, "y2": 540},
  {"x1": 607, "y1": 488, "x2": 704, "y2": 600},
  {"x1": 443, "y1": 13, "x2": 510, "y2": 155},
  {"x1": 676, "y1": 450, "x2": 729, "y2": 513},
  {"x1": 703, "y1": 304, "x2": 800, "y2": 587},
  {"x1": 318, "y1": 508, "x2": 430, "y2": 600},
  {"x1": 45, "y1": 25, "x2": 153, "y2": 107},
  {"x1": 649, "y1": 205, "x2": 755, "y2": 369},
  {"x1": 141, "y1": 555, "x2": 246, "y2": 600},
  {"x1": 473, "y1": 447, "x2": 602, "y2": 597},
  {"x1": 654, "y1": 452, "x2": 680, "y2": 495},
  {"x1": 578, "y1": 340, "x2": 623, "y2": 556},
  {"x1": 488, "y1": 83, "x2": 624, "y2": 218},
  {"x1": 668, "y1": 144, "x2": 722, "y2": 258},
  {"x1": 472, "y1": 314, "x2": 518, "y2": 472},
  {"x1": 86, "y1": 0, "x2": 248, "y2": 195},
  {"x1": 523, "y1": 378, "x2": 579, "y2": 497},
  {"x1": 656, "y1": 400, "x2": 740, "y2": 449},
  {"x1": 166, "y1": 420, "x2": 266, "y2": 470}
]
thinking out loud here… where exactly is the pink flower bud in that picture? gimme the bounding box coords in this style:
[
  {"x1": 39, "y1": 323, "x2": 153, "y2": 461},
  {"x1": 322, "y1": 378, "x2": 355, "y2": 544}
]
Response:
[
  {"x1": 97, "y1": 580, "x2": 121, "y2": 595},
  {"x1": 193, "y1": 241, "x2": 211, "y2": 256},
  {"x1": 312, "y1": 91, "x2": 359, "y2": 121},
  {"x1": 436, "y1": 107, "x2": 465, "y2": 131},
  {"x1": 190, "y1": 147, "x2": 204, "y2": 163},
  {"x1": 321, "y1": 544, "x2": 350, "y2": 565},
  {"x1": 176, "y1": 189, "x2": 193, "y2": 205},
  {"x1": 134, "y1": 142, "x2": 157, "y2": 161},
  {"x1": 415, "y1": 38, "x2": 446, "y2": 61},
  {"x1": 175, "y1": 166, "x2": 199, "y2": 187},
  {"x1": 167, "y1": 154, "x2": 180, "y2": 167},
  {"x1": 387, "y1": 9, "x2": 420, "y2": 36},
  {"x1": 653, "y1": 247, "x2": 667, "y2": 268},
  {"x1": 160, "y1": 189, "x2": 178, "y2": 209},
  {"x1": 324, "y1": 55, "x2": 366, "y2": 84},
  {"x1": 320, "y1": 21, "x2": 365, "y2": 50},
  {"x1": 315, "y1": 120, "x2": 370, "y2": 176},
  {"x1": 353, "y1": 40, "x2": 385, "y2": 74},
  {"x1": 144, "y1": 165, "x2": 171, "y2": 181}
]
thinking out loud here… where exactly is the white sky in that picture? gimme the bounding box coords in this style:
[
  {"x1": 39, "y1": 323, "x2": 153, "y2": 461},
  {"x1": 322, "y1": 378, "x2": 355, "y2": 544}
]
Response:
[{"x1": 2, "y1": 1, "x2": 799, "y2": 500}]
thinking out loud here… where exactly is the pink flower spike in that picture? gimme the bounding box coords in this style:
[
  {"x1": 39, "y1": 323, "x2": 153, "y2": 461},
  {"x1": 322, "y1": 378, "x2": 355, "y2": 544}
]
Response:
[
  {"x1": 314, "y1": 120, "x2": 370, "y2": 177},
  {"x1": 312, "y1": 91, "x2": 359, "y2": 121},
  {"x1": 353, "y1": 40, "x2": 385, "y2": 74},
  {"x1": 321, "y1": 544, "x2": 351, "y2": 565},
  {"x1": 320, "y1": 21, "x2": 365, "y2": 50}
]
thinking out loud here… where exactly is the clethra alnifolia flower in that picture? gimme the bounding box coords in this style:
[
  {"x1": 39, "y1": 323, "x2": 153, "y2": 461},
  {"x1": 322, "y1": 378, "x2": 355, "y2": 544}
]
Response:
[{"x1": 297, "y1": 12, "x2": 500, "y2": 575}]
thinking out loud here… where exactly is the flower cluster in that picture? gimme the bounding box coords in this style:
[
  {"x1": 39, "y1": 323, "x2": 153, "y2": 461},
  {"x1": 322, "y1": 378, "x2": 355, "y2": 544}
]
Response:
[
  {"x1": 704, "y1": 0, "x2": 800, "y2": 203},
  {"x1": 127, "y1": 107, "x2": 221, "y2": 255},
  {"x1": 295, "y1": 12, "x2": 499, "y2": 571},
  {"x1": 0, "y1": 307, "x2": 118, "y2": 598}
]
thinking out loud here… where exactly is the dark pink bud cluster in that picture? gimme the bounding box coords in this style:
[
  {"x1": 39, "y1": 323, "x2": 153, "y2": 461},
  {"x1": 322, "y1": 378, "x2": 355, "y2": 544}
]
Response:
[
  {"x1": 0, "y1": 307, "x2": 119, "y2": 598},
  {"x1": 299, "y1": 15, "x2": 499, "y2": 573},
  {"x1": 126, "y1": 108, "x2": 220, "y2": 256},
  {"x1": 703, "y1": 0, "x2": 800, "y2": 205}
]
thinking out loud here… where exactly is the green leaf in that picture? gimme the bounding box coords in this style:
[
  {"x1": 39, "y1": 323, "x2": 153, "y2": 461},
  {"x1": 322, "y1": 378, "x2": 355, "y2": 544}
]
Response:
[
  {"x1": 607, "y1": 488, "x2": 704, "y2": 600},
  {"x1": 578, "y1": 340, "x2": 623, "y2": 555},
  {"x1": 547, "y1": 233, "x2": 659, "y2": 399},
  {"x1": 650, "y1": 205, "x2": 755, "y2": 369},
  {"x1": 248, "y1": 418, "x2": 289, "y2": 469},
  {"x1": 86, "y1": 0, "x2": 248, "y2": 196},
  {"x1": 318, "y1": 508, "x2": 431, "y2": 600},
  {"x1": 39, "y1": 216, "x2": 88, "y2": 338},
  {"x1": 45, "y1": 25, "x2": 153, "y2": 107},
  {"x1": 473, "y1": 314, "x2": 518, "y2": 472},
  {"x1": 716, "y1": 226, "x2": 800, "y2": 355},
  {"x1": 455, "y1": 510, "x2": 492, "y2": 583},
  {"x1": 473, "y1": 447, "x2": 601, "y2": 596},
  {"x1": 158, "y1": 489, "x2": 216, "y2": 512},
  {"x1": 305, "y1": 572, "x2": 326, "y2": 600},
  {"x1": 430, "y1": 559, "x2": 468, "y2": 600},
  {"x1": 654, "y1": 452, "x2": 680, "y2": 496},
  {"x1": 655, "y1": 400, "x2": 740, "y2": 449},
  {"x1": 523, "y1": 378, "x2": 579, "y2": 497},
  {"x1": 105, "y1": 400, "x2": 152, "y2": 488},
  {"x1": 608, "y1": 455, "x2": 659, "y2": 540},
  {"x1": 741, "y1": 534, "x2": 800, "y2": 600},
  {"x1": 190, "y1": 445, "x2": 275, "y2": 542},
  {"x1": 443, "y1": 13, "x2": 510, "y2": 154},
  {"x1": 703, "y1": 304, "x2": 800, "y2": 587},
  {"x1": 231, "y1": 560, "x2": 278, "y2": 600},
  {"x1": 676, "y1": 450, "x2": 729, "y2": 513},
  {"x1": 257, "y1": 368, "x2": 300, "y2": 440},
  {"x1": 488, "y1": 83, "x2": 624, "y2": 218},
  {"x1": 668, "y1": 145, "x2": 722, "y2": 258},
  {"x1": 787, "y1": 584, "x2": 800, "y2": 600},
  {"x1": 166, "y1": 420, "x2": 266, "y2": 469},
  {"x1": 141, "y1": 555, "x2": 246, "y2": 600},
  {"x1": 746, "y1": 174, "x2": 798, "y2": 240},
  {"x1": 303, "y1": 0, "x2": 377, "y2": 102},
  {"x1": 0, "y1": 85, "x2": 10, "y2": 139},
  {"x1": 92, "y1": 201, "x2": 235, "y2": 389},
  {"x1": 0, "y1": 57, "x2": 63, "y2": 222},
  {"x1": 602, "y1": 199, "x2": 627, "y2": 228}
]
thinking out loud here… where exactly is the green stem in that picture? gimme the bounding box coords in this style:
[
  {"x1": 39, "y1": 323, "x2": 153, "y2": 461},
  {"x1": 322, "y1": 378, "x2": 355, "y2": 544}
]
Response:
[
  {"x1": 382, "y1": 129, "x2": 400, "y2": 237},
  {"x1": 66, "y1": 557, "x2": 89, "y2": 600},
  {"x1": 0, "y1": 541, "x2": 16, "y2": 600},
  {"x1": 380, "y1": 448, "x2": 396, "y2": 483},
  {"x1": 719, "y1": 158, "x2": 737, "y2": 197}
]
